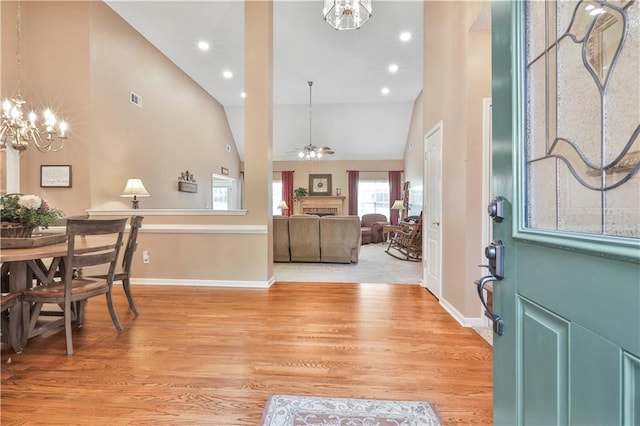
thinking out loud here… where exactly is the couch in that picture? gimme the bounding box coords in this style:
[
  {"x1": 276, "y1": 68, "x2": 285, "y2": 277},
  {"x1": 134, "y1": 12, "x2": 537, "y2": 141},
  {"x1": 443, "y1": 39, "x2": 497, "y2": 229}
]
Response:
[
  {"x1": 360, "y1": 213, "x2": 389, "y2": 244},
  {"x1": 273, "y1": 215, "x2": 361, "y2": 263}
]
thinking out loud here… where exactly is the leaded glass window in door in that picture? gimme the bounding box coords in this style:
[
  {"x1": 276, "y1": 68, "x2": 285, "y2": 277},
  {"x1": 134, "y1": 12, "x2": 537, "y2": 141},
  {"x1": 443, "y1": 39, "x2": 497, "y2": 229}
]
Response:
[{"x1": 525, "y1": 0, "x2": 639, "y2": 238}]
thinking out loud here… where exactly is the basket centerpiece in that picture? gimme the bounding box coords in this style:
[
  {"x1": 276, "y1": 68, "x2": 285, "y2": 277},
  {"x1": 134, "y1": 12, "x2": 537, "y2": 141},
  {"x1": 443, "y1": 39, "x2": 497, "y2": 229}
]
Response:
[{"x1": 0, "y1": 194, "x2": 64, "y2": 238}]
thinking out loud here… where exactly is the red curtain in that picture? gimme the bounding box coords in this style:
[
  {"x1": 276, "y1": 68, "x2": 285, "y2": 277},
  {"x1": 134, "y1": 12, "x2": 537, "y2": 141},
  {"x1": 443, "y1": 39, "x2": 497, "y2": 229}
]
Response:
[
  {"x1": 389, "y1": 171, "x2": 402, "y2": 225},
  {"x1": 281, "y1": 171, "x2": 294, "y2": 216},
  {"x1": 348, "y1": 170, "x2": 359, "y2": 216}
]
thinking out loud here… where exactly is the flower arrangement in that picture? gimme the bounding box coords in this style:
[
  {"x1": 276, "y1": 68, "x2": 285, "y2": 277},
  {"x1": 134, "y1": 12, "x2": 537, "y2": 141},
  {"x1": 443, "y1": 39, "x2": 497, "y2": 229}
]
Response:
[{"x1": 0, "y1": 194, "x2": 64, "y2": 233}]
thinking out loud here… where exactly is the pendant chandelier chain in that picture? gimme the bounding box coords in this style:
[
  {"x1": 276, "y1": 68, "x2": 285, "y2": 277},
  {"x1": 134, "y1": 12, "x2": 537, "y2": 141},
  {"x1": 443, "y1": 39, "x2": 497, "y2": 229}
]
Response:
[
  {"x1": 15, "y1": 1, "x2": 22, "y2": 96},
  {"x1": 308, "y1": 81, "x2": 313, "y2": 146}
]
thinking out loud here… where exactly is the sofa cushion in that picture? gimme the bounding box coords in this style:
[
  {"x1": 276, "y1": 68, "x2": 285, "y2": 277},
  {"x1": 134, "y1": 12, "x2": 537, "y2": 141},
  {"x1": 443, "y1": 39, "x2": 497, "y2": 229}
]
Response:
[
  {"x1": 320, "y1": 216, "x2": 361, "y2": 263},
  {"x1": 273, "y1": 216, "x2": 290, "y2": 262},
  {"x1": 288, "y1": 215, "x2": 321, "y2": 262}
]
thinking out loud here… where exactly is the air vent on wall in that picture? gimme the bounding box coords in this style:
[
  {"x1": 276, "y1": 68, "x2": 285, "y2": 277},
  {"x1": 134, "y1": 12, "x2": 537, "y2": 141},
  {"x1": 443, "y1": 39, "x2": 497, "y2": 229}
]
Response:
[{"x1": 130, "y1": 91, "x2": 142, "y2": 107}]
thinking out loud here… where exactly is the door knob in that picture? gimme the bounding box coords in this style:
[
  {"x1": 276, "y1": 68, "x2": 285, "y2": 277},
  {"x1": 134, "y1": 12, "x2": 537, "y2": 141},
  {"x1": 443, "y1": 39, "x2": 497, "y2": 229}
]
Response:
[
  {"x1": 432, "y1": 221, "x2": 440, "y2": 226},
  {"x1": 475, "y1": 275, "x2": 504, "y2": 336}
]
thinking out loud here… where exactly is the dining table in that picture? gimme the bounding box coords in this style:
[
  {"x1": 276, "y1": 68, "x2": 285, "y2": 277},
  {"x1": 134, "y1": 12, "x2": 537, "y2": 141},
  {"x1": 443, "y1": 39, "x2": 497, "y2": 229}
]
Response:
[{"x1": 1, "y1": 234, "x2": 117, "y2": 352}]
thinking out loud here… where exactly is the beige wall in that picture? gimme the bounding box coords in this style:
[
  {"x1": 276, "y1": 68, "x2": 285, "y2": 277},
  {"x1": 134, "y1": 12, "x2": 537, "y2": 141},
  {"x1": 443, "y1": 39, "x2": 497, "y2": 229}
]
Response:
[
  {"x1": 403, "y1": 91, "x2": 424, "y2": 199},
  {"x1": 421, "y1": 1, "x2": 491, "y2": 319},
  {"x1": 273, "y1": 159, "x2": 403, "y2": 209},
  {"x1": 1, "y1": 1, "x2": 240, "y2": 214},
  {"x1": 2, "y1": 1, "x2": 92, "y2": 215},
  {"x1": 89, "y1": 1, "x2": 240, "y2": 210}
]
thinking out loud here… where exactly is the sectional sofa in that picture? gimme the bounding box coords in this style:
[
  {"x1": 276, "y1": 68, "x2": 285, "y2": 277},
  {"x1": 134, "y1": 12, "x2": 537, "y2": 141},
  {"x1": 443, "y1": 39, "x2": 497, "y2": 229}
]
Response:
[{"x1": 273, "y1": 215, "x2": 361, "y2": 263}]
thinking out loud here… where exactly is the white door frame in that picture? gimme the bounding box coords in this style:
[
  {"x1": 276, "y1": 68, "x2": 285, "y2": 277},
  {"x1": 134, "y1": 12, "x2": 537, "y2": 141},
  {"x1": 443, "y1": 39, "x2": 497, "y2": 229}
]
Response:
[
  {"x1": 481, "y1": 98, "x2": 493, "y2": 325},
  {"x1": 423, "y1": 121, "x2": 443, "y2": 299}
]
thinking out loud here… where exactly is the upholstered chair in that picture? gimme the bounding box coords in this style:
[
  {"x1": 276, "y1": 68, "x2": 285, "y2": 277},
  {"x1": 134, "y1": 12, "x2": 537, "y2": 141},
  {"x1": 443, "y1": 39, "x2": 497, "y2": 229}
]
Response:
[{"x1": 360, "y1": 213, "x2": 389, "y2": 244}]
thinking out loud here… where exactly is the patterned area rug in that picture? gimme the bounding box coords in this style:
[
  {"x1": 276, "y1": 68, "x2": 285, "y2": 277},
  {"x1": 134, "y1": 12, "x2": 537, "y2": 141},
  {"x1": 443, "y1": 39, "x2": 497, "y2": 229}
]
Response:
[{"x1": 260, "y1": 395, "x2": 442, "y2": 426}]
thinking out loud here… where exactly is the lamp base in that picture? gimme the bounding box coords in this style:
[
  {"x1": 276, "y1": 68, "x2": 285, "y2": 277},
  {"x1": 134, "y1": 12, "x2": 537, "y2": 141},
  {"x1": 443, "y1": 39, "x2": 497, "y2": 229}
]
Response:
[{"x1": 131, "y1": 196, "x2": 140, "y2": 210}]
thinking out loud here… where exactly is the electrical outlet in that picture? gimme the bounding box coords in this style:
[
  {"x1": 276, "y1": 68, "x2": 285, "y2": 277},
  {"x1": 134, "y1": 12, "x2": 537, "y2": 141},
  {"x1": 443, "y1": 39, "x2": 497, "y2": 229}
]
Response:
[{"x1": 142, "y1": 250, "x2": 150, "y2": 264}]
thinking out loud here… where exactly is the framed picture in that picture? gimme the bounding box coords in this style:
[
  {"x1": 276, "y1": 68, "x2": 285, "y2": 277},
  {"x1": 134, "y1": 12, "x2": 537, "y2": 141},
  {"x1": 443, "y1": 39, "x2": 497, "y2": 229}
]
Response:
[
  {"x1": 40, "y1": 165, "x2": 72, "y2": 188},
  {"x1": 309, "y1": 174, "x2": 332, "y2": 196}
]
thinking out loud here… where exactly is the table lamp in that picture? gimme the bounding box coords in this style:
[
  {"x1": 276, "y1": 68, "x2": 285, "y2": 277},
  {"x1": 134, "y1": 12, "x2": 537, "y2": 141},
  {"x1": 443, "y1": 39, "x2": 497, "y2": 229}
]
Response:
[
  {"x1": 391, "y1": 199, "x2": 405, "y2": 221},
  {"x1": 277, "y1": 200, "x2": 289, "y2": 216},
  {"x1": 120, "y1": 177, "x2": 150, "y2": 209}
]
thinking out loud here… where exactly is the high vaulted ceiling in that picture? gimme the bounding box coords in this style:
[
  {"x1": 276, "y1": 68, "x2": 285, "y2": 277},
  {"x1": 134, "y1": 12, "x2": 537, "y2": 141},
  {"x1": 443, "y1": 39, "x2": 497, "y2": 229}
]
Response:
[{"x1": 105, "y1": 1, "x2": 424, "y2": 161}]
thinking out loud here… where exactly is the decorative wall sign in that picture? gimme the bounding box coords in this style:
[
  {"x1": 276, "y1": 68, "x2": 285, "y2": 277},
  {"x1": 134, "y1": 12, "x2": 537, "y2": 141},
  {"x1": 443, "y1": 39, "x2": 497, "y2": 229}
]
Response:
[
  {"x1": 40, "y1": 165, "x2": 72, "y2": 188},
  {"x1": 309, "y1": 174, "x2": 332, "y2": 196},
  {"x1": 178, "y1": 170, "x2": 197, "y2": 193},
  {"x1": 221, "y1": 167, "x2": 229, "y2": 176}
]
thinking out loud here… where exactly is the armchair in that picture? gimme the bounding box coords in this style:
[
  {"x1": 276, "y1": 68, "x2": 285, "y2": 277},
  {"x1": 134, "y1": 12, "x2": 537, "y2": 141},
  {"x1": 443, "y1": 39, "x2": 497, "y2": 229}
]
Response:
[{"x1": 360, "y1": 213, "x2": 389, "y2": 244}]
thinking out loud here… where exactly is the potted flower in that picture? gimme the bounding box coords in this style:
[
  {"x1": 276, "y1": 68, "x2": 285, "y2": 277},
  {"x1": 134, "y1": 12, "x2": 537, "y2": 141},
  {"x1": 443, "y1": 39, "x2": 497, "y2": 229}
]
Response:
[
  {"x1": 0, "y1": 194, "x2": 64, "y2": 238},
  {"x1": 293, "y1": 187, "x2": 308, "y2": 202}
]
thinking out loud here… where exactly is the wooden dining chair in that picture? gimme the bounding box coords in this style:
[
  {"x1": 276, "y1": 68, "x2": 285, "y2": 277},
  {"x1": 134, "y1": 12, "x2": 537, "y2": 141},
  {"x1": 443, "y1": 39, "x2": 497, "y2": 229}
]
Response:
[
  {"x1": 23, "y1": 218, "x2": 127, "y2": 356},
  {"x1": 87, "y1": 215, "x2": 144, "y2": 316},
  {"x1": 1, "y1": 291, "x2": 23, "y2": 353}
]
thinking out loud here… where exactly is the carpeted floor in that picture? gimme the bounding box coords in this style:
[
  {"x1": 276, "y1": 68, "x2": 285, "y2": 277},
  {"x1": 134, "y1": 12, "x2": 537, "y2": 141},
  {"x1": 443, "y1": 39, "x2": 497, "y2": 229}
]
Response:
[
  {"x1": 274, "y1": 242, "x2": 423, "y2": 284},
  {"x1": 260, "y1": 394, "x2": 442, "y2": 426}
]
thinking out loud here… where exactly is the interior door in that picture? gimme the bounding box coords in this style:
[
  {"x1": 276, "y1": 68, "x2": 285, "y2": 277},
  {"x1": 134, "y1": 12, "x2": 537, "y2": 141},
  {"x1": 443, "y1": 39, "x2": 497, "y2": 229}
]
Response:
[
  {"x1": 424, "y1": 121, "x2": 442, "y2": 298},
  {"x1": 491, "y1": 1, "x2": 640, "y2": 425}
]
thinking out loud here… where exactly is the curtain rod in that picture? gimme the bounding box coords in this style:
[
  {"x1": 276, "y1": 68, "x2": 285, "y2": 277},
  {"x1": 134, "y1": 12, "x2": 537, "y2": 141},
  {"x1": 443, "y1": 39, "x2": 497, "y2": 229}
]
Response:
[{"x1": 346, "y1": 170, "x2": 404, "y2": 173}]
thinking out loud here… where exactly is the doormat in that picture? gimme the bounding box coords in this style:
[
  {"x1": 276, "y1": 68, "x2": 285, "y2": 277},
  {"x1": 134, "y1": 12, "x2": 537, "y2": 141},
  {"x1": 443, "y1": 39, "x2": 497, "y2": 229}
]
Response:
[{"x1": 260, "y1": 394, "x2": 442, "y2": 426}]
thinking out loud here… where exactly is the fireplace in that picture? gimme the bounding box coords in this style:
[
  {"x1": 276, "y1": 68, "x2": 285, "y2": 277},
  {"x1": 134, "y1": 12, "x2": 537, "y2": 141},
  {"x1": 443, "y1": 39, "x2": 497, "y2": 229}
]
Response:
[{"x1": 295, "y1": 196, "x2": 346, "y2": 215}]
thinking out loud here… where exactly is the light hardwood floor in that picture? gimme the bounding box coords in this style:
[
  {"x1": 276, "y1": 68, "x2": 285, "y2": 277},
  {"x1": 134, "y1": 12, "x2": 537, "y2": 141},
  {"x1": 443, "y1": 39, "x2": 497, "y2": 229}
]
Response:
[{"x1": 1, "y1": 283, "x2": 493, "y2": 425}]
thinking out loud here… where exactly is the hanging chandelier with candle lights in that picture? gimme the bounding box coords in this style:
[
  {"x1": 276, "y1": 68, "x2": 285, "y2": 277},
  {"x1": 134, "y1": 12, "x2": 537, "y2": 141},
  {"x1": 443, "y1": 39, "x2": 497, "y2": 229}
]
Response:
[{"x1": 0, "y1": 1, "x2": 68, "y2": 153}]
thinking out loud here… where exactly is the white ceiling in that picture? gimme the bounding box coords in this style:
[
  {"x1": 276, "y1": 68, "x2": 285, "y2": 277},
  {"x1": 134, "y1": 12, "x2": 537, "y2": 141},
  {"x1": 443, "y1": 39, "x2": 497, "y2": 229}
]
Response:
[{"x1": 105, "y1": 0, "x2": 424, "y2": 161}]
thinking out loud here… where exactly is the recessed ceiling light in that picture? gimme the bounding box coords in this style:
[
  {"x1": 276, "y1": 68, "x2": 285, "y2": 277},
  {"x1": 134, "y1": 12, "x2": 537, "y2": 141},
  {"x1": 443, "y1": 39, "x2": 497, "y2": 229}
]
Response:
[
  {"x1": 399, "y1": 32, "x2": 412, "y2": 42},
  {"x1": 388, "y1": 64, "x2": 399, "y2": 73},
  {"x1": 241, "y1": 92, "x2": 247, "y2": 98},
  {"x1": 223, "y1": 70, "x2": 233, "y2": 79},
  {"x1": 381, "y1": 87, "x2": 390, "y2": 95},
  {"x1": 197, "y1": 41, "x2": 210, "y2": 51}
]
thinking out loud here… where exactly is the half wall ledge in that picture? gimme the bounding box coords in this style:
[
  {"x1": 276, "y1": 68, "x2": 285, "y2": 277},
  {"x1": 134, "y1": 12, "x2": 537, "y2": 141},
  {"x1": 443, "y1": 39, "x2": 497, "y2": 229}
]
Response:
[{"x1": 87, "y1": 209, "x2": 248, "y2": 216}]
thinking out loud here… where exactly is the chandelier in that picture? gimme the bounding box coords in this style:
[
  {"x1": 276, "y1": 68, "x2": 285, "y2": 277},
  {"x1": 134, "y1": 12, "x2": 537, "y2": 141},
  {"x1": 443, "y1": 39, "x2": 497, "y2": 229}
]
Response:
[
  {"x1": 0, "y1": 1, "x2": 68, "y2": 153},
  {"x1": 323, "y1": 0, "x2": 372, "y2": 31},
  {"x1": 298, "y1": 81, "x2": 334, "y2": 160}
]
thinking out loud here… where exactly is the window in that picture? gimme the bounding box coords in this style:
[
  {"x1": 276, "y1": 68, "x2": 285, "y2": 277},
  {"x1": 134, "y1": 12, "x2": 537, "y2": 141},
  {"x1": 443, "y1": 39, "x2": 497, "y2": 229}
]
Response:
[
  {"x1": 358, "y1": 179, "x2": 389, "y2": 217},
  {"x1": 272, "y1": 180, "x2": 282, "y2": 216}
]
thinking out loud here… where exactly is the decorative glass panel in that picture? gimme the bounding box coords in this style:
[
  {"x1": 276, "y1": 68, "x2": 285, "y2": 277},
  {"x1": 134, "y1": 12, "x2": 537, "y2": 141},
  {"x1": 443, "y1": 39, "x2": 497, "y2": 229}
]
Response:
[{"x1": 525, "y1": 0, "x2": 640, "y2": 239}]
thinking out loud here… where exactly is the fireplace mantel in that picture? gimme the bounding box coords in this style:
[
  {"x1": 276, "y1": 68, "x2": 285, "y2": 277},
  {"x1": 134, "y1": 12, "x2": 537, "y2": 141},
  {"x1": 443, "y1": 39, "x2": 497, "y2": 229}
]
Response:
[{"x1": 295, "y1": 196, "x2": 346, "y2": 215}]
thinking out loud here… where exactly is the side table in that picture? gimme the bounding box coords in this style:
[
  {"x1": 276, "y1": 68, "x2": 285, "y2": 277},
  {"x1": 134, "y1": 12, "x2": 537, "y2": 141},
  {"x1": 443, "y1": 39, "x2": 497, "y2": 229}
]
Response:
[{"x1": 382, "y1": 224, "x2": 402, "y2": 242}]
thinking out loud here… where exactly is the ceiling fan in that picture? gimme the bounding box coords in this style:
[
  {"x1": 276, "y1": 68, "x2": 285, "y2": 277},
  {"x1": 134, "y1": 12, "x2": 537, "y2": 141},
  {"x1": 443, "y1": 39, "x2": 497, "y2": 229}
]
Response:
[{"x1": 295, "y1": 81, "x2": 334, "y2": 160}]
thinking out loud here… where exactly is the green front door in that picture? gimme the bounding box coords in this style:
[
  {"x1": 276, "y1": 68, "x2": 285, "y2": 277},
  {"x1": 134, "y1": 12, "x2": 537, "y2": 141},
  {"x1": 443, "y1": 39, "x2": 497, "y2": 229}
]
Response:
[{"x1": 491, "y1": 1, "x2": 640, "y2": 424}]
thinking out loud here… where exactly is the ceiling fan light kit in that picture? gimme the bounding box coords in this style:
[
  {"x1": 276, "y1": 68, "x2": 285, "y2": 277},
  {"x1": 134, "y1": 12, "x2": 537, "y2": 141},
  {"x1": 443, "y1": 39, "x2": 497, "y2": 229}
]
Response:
[
  {"x1": 323, "y1": 0, "x2": 372, "y2": 31},
  {"x1": 297, "y1": 81, "x2": 334, "y2": 161}
]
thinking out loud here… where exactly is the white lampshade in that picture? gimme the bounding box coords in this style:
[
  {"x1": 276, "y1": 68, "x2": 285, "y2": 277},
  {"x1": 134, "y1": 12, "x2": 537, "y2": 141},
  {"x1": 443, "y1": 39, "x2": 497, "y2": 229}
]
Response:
[
  {"x1": 391, "y1": 200, "x2": 405, "y2": 210},
  {"x1": 120, "y1": 177, "x2": 149, "y2": 209},
  {"x1": 277, "y1": 200, "x2": 289, "y2": 210},
  {"x1": 120, "y1": 178, "x2": 150, "y2": 198}
]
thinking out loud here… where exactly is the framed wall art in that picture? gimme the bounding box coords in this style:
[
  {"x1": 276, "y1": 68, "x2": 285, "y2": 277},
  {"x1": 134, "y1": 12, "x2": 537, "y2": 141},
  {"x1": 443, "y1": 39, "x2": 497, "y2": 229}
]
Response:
[
  {"x1": 40, "y1": 165, "x2": 72, "y2": 188},
  {"x1": 308, "y1": 174, "x2": 332, "y2": 196}
]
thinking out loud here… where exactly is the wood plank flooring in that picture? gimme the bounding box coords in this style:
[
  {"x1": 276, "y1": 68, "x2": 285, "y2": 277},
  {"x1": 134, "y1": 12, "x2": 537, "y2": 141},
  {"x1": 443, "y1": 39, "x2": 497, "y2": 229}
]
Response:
[{"x1": 1, "y1": 283, "x2": 493, "y2": 425}]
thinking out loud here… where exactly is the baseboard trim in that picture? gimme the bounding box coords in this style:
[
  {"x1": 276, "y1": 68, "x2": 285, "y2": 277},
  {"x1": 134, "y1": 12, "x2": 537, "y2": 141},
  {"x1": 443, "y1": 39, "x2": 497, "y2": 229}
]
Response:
[
  {"x1": 439, "y1": 297, "x2": 485, "y2": 328},
  {"x1": 130, "y1": 278, "x2": 274, "y2": 288}
]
